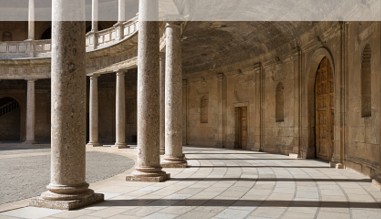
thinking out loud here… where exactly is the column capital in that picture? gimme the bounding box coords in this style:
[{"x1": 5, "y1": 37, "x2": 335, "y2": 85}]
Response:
[
  {"x1": 116, "y1": 70, "x2": 125, "y2": 76},
  {"x1": 254, "y1": 62, "x2": 262, "y2": 73},
  {"x1": 165, "y1": 21, "x2": 182, "y2": 29},
  {"x1": 89, "y1": 74, "x2": 100, "y2": 79},
  {"x1": 182, "y1": 79, "x2": 188, "y2": 85},
  {"x1": 216, "y1": 73, "x2": 225, "y2": 80},
  {"x1": 26, "y1": 78, "x2": 37, "y2": 82}
]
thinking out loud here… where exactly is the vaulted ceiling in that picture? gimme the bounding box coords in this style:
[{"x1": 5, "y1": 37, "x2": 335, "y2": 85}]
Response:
[{"x1": 181, "y1": 21, "x2": 317, "y2": 74}]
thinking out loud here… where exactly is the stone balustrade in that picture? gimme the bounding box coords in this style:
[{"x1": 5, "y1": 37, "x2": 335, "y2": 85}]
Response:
[{"x1": 0, "y1": 17, "x2": 138, "y2": 59}]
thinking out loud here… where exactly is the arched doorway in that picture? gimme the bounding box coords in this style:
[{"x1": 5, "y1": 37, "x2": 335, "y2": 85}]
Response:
[
  {"x1": 0, "y1": 97, "x2": 21, "y2": 142},
  {"x1": 315, "y1": 57, "x2": 334, "y2": 162},
  {"x1": 40, "y1": 27, "x2": 51, "y2": 40}
]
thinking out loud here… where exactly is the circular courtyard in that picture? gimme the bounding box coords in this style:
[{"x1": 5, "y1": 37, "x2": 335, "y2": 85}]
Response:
[{"x1": 0, "y1": 144, "x2": 134, "y2": 205}]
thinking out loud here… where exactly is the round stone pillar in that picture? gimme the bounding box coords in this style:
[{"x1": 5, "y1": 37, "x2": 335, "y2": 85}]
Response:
[
  {"x1": 29, "y1": 0, "x2": 103, "y2": 210},
  {"x1": 25, "y1": 79, "x2": 35, "y2": 144},
  {"x1": 28, "y1": 0, "x2": 35, "y2": 40},
  {"x1": 115, "y1": 70, "x2": 128, "y2": 148},
  {"x1": 159, "y1": 52, "x2": 165, "y2": 155},
  {"x1": 126, "y1": 0, "x2": 169, "y2": 182},
  {"x1": 91, "y1": 0, "x2": 98, "y2": 32},
  {"x1": 118, "y1": 0, "x2": 126, "y2": 22},
  {"x1": 162, "y1": 22, "x2": 187, "y2": 168},
  {"x1": 87, "y1": 75, "x2": 101, "y2": 147}
]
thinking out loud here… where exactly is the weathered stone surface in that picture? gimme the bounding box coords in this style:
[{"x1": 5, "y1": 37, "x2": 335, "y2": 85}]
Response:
[
  {"x1": 114, "y1": 70, "x2": 128, "y2": 149},
  {"x1": 30, "y1": 192, "x2": 104, "y2": 210},
  {"x1": 87, "y1": 75, "x2": 101, "y2": 147},
  {"x1": 29, "y1": 0, "x2": 104, "y2": 210},
  {"x1": 126, "y1": 0, "x2": 169, "y2": 182},
  {"x1": 163, "y1": 22, "x2": 187, "y2": 168}
]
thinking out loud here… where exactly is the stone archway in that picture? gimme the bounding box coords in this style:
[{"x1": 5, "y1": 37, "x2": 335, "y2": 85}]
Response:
[
  {"x1": 302, "y1": 47, "x2": 336, "y2": 160},
  {"x1": 0, "y1": 97, "x2": 21, "y2": 142},
  {"x1": 315, "y1": 57, "x2": 334, "y2": 162}
]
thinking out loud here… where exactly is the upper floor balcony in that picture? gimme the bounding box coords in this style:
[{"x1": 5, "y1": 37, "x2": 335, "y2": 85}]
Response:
[{"x1": 0, "y1": 17, "x2": 138, "y2": 60}]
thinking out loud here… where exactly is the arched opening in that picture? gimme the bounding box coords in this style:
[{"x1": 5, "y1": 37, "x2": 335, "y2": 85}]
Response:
[
  {"x1": 0, "y1": 97, "x2": 21, "y2": 142},
  {"x1": 315, "y1": 57, "x2": 334, "y2": 162},
  {"x1": 40, "y1": 27, "x2": 51, "y2": 40},
  {"x1": 361, "y1": 44, "x2": 372, "y2": 117},
  {"x1": 2, "y1": 31, "x2": 12, "y2": 41},
  {"x1": 275, "y1": 82, "x2": 284, "y2": 122}
]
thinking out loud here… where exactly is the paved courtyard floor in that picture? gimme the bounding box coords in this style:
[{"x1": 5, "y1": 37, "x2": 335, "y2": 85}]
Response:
[{"x1": 1, "y1": 146, "x2": 381, "y2": 219}]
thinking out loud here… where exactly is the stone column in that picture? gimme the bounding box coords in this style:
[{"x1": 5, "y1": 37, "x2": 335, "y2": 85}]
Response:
[
  {"x1": 87, "y1": 75, "x2": 101, "y2": 147},
  {"x1": 28, "y1": 0, "x2": 35, "y2": 40},
  {"x1": 91, "y1": 0, "x2": 99, "y2": 49},
  {"x1": 118, "y1": 0, "x2": 126, "y2": 22},
  {"x1": 25, "y1": 79, "x2": 35, "y2": 144},
  {"x1": 117, "y1": 0, "x2": 125, "y2": 40},
  {"x1": 115, "y1": 70, "x2": 128, "y2": 148},
  {"x1": 182, "y1": 79, "x2": 188, "y2": 146},
  {"x1": 91, "y1": 0, "x2": 98, "y2": 32},
  {"x1": 29, "y1": 0, "x2": 103, "y2": 209},
  {"x1": 216, "y1": 73, "x2": 225, "y2": 147},
  {"x1": 159, "y1": 52, "x2": 165, "y2": 155},
  {"x1": 162, "y1": 22, "x2": 187, "y2": 168},
  {"x1": 126, "y1": 0, "x2": 169, "y2": 182}
]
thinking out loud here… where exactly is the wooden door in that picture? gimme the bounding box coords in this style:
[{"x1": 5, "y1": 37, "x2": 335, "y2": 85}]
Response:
[
  {"x1": 315, "y1": 57, "x2": 334, "y2": 162},
  {"x1": 235, "y1": 107, "x2": 248, "y2": 149}
]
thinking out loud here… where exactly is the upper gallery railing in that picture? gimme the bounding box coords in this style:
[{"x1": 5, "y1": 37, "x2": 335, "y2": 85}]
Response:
[{"x1": 0, "y1": 17, "x2": 138, "y2": 59}]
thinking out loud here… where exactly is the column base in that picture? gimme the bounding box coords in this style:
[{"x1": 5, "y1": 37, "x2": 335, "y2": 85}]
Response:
[
  {"x1": 161, "y1": 155, "x2": 188, "y2": 168},
  {"x1": 29, "y1": 192, "x2": 104, "y2": 210},
  {"x1": 372, "y1": 173, "x2": 381, "y2": 191},
  {"x1": 288, "y1": 153, "x2": 299, "y2": 159},
  {"x1": 23, "y1": 140, "x2": 35, "y2": 144},
  {"x1": 114, "y1": 143, "x2": 129, "y2": 149},
  {"x1": 86, "y1": 142, "x2": 102, "y2": 147},
  {"x1": 160, "y1": 148, "x2": 165, "y2": 155},
  {"x1": 329, "y1": 162, "x2": 344, "y2": 169},
  {"x1": 126, "y1": 168, "x2": 170, "y2": 182},
  {"x1": 161, "y1": 162, "x2": 188, "y2": 168}
]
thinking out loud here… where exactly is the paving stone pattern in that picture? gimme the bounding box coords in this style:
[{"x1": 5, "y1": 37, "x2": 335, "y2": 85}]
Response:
[
  {"x1": 0, "y1": 144, "x2": 134, "y2": 205},
  {"x1": 1, "y1": 146, "x2": 381, "y2": 219}
]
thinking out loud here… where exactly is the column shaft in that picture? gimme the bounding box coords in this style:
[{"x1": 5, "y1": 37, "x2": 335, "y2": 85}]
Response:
[
  {"x1": 30, "y1": 0, "x2": 103, "y2": 209},
  {"x1": 159, "y1": 52, "x2": 165, "y2": 155},
  {"x1": 91, "y1": 0, "x2": 98, "y2": 32},
  {"x1": 25, "y1": 79, "x2": 35, "y2": 144},
  {"x1": 118, "y1": 0, "x2": 126, "y2": 22},
  {"x1": 115, "y1": 71, "x2": 128, "y2": 148},
  {"x1": 28, "y1": 0, "x2": 35, "y2": 40},
  {"x1": 182, "y1": 79, "x2": 188, "y2": 146},
  {"x1": 87, "y1": 75, "x2": 101, "y2": 147},
  {"x1": 162, "y1": 22, "x2": 187, "y2": 168},
  {"x1": 91, "y1": 0, "x2": 99, "y2": 49},
  {"x1": 126, "y1": 0, "x2": 169, "y2": 182},
  {"x1": 216, "y1": 73, "x2": 225, "y2": 147}
]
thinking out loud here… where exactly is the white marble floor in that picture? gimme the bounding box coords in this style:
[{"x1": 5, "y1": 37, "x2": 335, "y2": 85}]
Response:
[{"x1": 1, "y1": 146, "x2": 381, "y2": 219}]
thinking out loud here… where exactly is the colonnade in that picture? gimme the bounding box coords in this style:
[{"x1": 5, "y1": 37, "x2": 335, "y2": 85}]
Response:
[
  {"x1": 27, "y1": 0, "x2": 127, "y2": 41},
  {"x1": 28, "y1": 0, "x2": 187, "y2": 210}
]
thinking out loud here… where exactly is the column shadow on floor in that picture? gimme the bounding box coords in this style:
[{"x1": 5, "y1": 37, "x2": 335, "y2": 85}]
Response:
[
  {"x1": 95, "y1": 199, "x2": 381, "y2": 208},
  {"x1": 186, "y1": 158, "x2": 303, "y2": 160},
  {"x1": 168, "y1": 178, "x2": 372, "y2": 182},
  {"x1": 185, "y1": 153, "x2": 262, "y2": 155},
  {"x1": 187, "y1": 165, "x2": 330, "y2": 169}
]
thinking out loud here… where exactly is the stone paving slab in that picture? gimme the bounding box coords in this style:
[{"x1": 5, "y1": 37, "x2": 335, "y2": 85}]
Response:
[{"x1": 1, "y1": 146, "x2": 381, "y2": 219}]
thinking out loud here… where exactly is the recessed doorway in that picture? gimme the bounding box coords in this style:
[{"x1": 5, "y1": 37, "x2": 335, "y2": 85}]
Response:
[
  {"x1": 235, "y1": 106, "x2": 248, "y2": 150},
  {"x1": 0, "y1": 97, "x2": 21, "y2": 142},
  {"x1": 315, "y1": 57, "x2": 334, "y2": 162}
]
